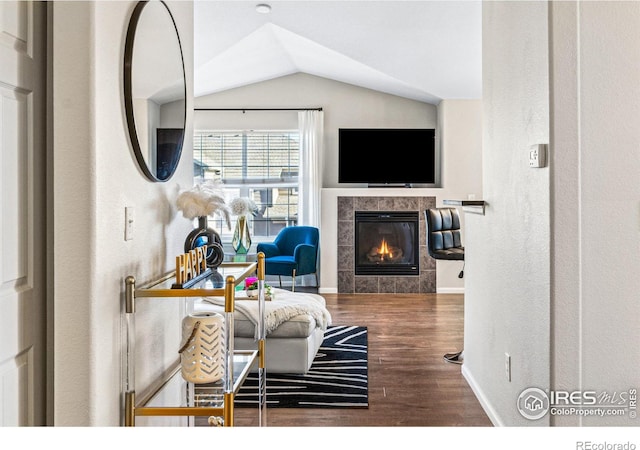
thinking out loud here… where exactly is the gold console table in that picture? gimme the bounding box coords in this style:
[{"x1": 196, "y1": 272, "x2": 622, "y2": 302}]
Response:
[{"x1": 123, "y1": 254, "x2": 267, "y2": 427}]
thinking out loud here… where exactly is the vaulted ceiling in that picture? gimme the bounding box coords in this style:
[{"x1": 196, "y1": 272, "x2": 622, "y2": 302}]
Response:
[{"x1": 193, "y1": 1, "x2": 482, "y2": 104}]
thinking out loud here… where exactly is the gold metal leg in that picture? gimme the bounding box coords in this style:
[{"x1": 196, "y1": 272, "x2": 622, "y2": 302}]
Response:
[
  {"x1": 125, "y1": 391, "x2": 135, "y2": 426},
  {"x1": 224, "y1": 392, "x2": 234, "y2": 426},
  {"x1": 259, "y1": 339, "x2": 265, "y2": 369}
]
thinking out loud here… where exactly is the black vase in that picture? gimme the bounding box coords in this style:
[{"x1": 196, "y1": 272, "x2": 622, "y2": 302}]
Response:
[{"x1": 184, "y1": 216, "x2": 225, "y2": 269}]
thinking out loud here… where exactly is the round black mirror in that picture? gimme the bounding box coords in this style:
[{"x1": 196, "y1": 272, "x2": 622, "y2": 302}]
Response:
[{"x1": 124, "y1": 0, "x2": 186, "y2": 182}]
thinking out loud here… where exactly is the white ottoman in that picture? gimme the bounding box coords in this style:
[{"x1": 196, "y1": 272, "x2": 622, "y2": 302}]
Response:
[{"x1": 194, "y1": 289, "x2": 331, "y2": 374}]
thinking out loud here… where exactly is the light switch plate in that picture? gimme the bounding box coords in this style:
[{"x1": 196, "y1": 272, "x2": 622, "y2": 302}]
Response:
[
  {"x1": 505, "y1": 353, "x2": 511, "y2": 381},
  {"x1": 529, "y1": 144, "x2": 547, "y2": 168},
  {"x1": 125, "y1": 206, "x2": 134, "y2": 241}
]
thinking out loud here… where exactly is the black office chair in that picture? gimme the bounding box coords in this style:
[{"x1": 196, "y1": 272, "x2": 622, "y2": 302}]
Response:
[{"x1": 425, "y1": 207, "x2": 465, "y2": 364}]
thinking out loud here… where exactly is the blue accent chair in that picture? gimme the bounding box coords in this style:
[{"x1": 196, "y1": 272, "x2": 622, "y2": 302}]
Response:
[{"x1": 257, "y1": 226, "x2": 319, "y2": 292}]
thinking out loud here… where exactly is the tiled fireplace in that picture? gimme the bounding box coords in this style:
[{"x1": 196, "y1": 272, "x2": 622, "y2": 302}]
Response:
[{"x1": 337, "y1": 196, "x2": 436, "y2": 294}]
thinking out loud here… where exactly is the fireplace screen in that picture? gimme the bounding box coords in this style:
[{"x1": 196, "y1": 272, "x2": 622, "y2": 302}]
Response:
[{"x1": 354, "y1": 211, "x2": 419, "y2": 276}]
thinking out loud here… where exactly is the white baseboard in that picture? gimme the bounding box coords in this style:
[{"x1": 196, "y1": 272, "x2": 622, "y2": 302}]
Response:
[
  {"x1": 461, "y1": 364, "x2": 503, "y2": 426},
  {"x1": 436, "y1": 287, "x2": 465, "y2": 294},
  {"x1": 318, "y1": 287, "x2": 338, "y2": 294}
]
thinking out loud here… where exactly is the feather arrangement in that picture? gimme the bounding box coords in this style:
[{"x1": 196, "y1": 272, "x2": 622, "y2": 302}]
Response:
[
  {"x1": 176, "y1": 179, "x2": 231, "y2": 229},
  {"x1": 230, "y1": 197, "x2": 258, "y2": 217}
]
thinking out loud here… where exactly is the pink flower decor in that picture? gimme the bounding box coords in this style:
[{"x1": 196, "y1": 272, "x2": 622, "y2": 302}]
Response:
[{"x1": 244, "y1": 276, "x2": 258, "y2": 289}]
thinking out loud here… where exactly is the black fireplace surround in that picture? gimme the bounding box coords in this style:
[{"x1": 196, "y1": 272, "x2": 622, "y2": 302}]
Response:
[{"x1": 354, "y1": 211, "x2": 420, "y2": 276}]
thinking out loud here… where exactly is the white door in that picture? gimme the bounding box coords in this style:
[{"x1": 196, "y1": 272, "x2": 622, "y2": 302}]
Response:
[{"x1": 0, "y1": 1, "x2": 47, "y2": 426}]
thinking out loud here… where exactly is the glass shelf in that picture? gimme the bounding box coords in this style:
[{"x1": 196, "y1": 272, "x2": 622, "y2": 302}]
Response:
[
  {"x1": 134, "y1": 262, "x2": 257, "y2": 298},
  {"x1": 140, "y1": 351, "x2": 257, "y2": 410}
]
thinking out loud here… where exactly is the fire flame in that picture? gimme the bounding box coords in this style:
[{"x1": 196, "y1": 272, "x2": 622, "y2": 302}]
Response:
[{"x1": 378, "y1": 238, "x2": 393, "y2": 259}]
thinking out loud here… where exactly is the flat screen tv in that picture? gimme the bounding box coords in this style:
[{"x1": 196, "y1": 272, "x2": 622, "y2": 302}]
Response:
[{"x1": 338, "y1": 128, "x2": 437, "y2": 186}]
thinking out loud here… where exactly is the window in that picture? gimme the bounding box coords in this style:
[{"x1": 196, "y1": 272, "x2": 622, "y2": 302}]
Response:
[{"x1": 193, "y1": 130, "x2": 299, "y2": 242}]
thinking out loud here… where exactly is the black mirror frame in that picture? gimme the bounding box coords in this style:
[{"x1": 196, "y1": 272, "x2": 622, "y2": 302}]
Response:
[{"x1": 124, "y1": 0, "x2": 187, "y2": 182}]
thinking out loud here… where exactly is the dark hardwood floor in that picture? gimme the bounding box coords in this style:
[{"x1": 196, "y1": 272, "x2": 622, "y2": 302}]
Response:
[{"x1": 232, "y1": 291, "x2": 493, "y2": 427}]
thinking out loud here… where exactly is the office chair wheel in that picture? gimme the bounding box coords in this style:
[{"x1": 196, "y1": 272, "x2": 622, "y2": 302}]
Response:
[{"x1": 443, "y1": 350, "x2": 464, "y2": 365}]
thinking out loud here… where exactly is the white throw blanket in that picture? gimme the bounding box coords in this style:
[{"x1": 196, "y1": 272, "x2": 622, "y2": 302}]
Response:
[{"x1": 202, "y1": 288, "x2": 332, "y2": 339}]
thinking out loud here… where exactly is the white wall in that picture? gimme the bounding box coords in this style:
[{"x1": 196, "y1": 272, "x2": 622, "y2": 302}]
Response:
[
  {"x1": 465, "y1": 0, "x2": 640, "y2": 428},
  {"x1": 463, "y1": 1, "x2": 551, "y2": 426},
  {"x1": 437, "y1": 99, "x2": 483, "y2": 289},
  {"x1": 195, "y1": 75, "x2": 482, "y2": 292},
  {"x1": 52, "y1": 0, "x2": 194, "y2": 426},
  {"x1": 550, "y1": 1, "x2": 640, "y2": 426}
]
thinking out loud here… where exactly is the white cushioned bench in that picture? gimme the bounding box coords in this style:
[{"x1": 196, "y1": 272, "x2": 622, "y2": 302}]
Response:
[{"x1": 194, "y1": 288, "x2": 331, "y2": 374}]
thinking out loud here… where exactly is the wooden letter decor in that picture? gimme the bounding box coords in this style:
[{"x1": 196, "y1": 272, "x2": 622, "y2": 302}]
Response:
[{"x1": 174, "y1": 244, "x2": 211, "y2": 288}]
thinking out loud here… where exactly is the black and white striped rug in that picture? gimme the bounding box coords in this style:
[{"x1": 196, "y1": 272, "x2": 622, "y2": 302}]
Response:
[{"x1": 235, "y1": 325, "x2": 368, "y2": 408}]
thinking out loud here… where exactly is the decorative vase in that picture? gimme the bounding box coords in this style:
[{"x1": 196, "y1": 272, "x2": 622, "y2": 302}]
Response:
[
  {"x1": 184, "y1": 216, "x2": 225, "y2": 269},
  {"x1": 179, "y1": 312, "x2": 225, "y2": 384},
  {"x1": 231, "y1": 215, "x2": 252, "y2": 254}
]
